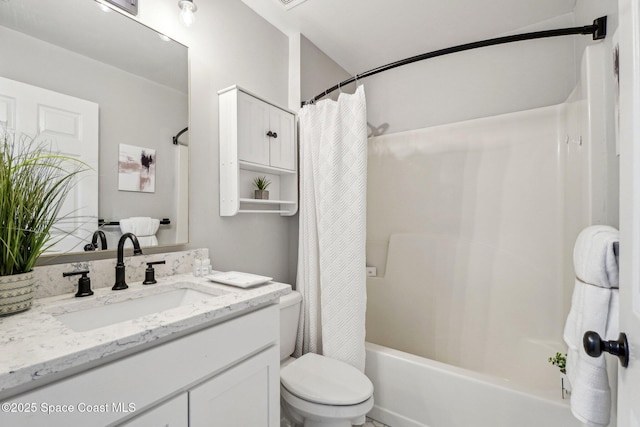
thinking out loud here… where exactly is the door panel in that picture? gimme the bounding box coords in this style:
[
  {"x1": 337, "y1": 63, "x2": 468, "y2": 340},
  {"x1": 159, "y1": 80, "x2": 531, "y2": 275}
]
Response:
[
  {"x1": 0, "y1": 76, "x2": 99, "y2": 253},
  {"x1": 617, "y1": 0, "x2": 640, "y2": 425},
  {"x1": 237, "y1": 90, "x2": 270, "y2": 166},
  {"x1": 269, "y1": 106, "x2": 295, "y2": 171}
]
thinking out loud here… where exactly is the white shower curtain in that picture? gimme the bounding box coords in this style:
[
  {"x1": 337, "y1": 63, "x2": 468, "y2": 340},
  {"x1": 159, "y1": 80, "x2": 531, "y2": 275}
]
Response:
[{"x1": 295, "y1": 85, "x2": 368, "y2": 372}]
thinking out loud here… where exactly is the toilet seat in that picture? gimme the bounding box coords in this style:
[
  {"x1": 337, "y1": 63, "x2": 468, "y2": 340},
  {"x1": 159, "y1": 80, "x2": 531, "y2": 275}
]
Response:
[
  {"x1": 281, "y1": 384, "x2": 374, "y2": 424},
  {"x1": 280, "y1": 353, "x2": 373, "y2": 405}
]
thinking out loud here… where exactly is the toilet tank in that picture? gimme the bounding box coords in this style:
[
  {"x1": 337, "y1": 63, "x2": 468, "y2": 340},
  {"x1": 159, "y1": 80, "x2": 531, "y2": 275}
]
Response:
[{"x1": 279, "y1": 291, "x2": 302, "y2": 362}]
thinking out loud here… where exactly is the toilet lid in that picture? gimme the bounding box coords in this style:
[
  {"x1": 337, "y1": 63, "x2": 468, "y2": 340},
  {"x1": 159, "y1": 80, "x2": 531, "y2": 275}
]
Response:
[{"x1": 280, "y1": 353, "x2": 374, "y2": 405}]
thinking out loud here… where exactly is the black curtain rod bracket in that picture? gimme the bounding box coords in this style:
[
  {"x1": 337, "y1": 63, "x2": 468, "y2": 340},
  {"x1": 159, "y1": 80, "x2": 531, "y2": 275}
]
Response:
[
  {"x1": 302, "y1": 16, "x2": 607, "y2": 107},
  {"x1": 172, "y1": 127, "x2": 189, "y2": 145}
]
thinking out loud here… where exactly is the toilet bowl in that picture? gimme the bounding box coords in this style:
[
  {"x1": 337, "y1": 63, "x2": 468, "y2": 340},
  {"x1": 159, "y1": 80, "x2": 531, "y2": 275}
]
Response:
[{"x1": 279, "y1": 291, "x2": 373, "y2": 427}]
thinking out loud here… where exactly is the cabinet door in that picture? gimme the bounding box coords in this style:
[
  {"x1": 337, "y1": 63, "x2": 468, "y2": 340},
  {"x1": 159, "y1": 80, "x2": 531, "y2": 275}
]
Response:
[
  {"x1": 120, "y1": 394, "x2": 187, "y2": 427},
  {"x1": 269, "y1": 106, "x2": 296, "y2": 171},
  {"x1": 237, "y1": 91, "x2": 270, "y2": 166},
  {"x1": 189, "y1": 346, "x2": 279, "y2": 427}
]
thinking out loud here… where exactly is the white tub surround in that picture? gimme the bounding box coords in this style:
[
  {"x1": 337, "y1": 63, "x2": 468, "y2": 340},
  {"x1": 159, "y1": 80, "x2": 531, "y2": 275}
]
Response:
[{"x1": 0, "y1": 272, "x2": 291, "y2": 400}]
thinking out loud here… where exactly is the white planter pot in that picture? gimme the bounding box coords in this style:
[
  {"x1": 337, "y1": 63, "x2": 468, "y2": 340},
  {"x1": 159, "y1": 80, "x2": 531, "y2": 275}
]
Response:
[
  {"x1": 254, "y1": 190, "x2": 269, "y2": 200},
  {"x1": 561, "y1": 373, "x2": 572, "y2": 399},
  {"x1": 0, "y1": 271, "x2": 35, "y2": 316}
]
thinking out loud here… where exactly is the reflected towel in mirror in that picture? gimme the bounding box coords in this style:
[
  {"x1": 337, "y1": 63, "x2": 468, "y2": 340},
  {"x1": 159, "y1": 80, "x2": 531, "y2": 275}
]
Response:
[{"x1": 120, "y1": 217, "x2": 160, "y2": 246}]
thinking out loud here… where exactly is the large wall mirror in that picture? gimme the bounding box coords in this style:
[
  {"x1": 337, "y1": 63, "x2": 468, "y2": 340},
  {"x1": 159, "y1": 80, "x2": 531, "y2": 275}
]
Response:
[{"x1": 0, "y1": 0, "x2": 189, "y2": 255}]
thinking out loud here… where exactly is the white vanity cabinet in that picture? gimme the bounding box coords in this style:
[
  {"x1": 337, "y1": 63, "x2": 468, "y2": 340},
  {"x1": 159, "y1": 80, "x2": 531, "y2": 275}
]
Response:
[
  {"x1": 219, "y1": 85, "x2": 298, "y2": 216},
  {"x1": 0, "y1": 304, "x2": 280, "y2": 427},
  {"x1": 121, "y1": 394, "x2": 188, "y2": 427},
  {"x1": 190, "y1": 348, "x2": 275, "y2": 426}
]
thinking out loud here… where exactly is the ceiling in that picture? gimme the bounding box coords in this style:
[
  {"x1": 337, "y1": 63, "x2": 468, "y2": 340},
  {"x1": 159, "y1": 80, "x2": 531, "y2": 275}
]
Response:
[
  {"x1": 241, "y1": 0, "x2": 577, "y2": 74},
  {"x1": 0, "y1": 0, "x2": 187, "y2": 91}
]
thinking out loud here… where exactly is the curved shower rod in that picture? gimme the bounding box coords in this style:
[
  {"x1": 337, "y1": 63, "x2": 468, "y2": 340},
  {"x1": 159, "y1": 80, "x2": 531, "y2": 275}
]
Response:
[
  {"x1": 172, "y1": 127, "x2": 189, "y2": 146},
  {"x1": 302, "y1": 16, "x2": 607, "y2": 107}
]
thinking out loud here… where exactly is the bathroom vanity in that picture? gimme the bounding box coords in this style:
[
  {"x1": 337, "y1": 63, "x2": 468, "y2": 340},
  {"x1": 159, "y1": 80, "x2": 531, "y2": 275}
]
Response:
[{"x1": 0, "y1": 274, "x2": 290, "y2": 426}]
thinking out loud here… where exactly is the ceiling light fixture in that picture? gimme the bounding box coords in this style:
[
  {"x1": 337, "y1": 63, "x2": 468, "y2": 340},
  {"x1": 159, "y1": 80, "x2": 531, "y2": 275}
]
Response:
[{"x1": 178, "y1": 0, "x2": 197, "y2": 27}]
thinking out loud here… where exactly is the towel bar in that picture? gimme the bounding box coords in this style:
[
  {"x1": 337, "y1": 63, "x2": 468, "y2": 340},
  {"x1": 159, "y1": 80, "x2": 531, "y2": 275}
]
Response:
[{"x1": 98, "y1": 218, "x2": 171, "y2": 226}]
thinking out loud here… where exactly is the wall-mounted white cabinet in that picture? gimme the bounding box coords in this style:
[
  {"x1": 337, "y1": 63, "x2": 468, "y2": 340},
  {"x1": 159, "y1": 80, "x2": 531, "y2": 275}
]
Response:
[{"x1": 219, "y1": 85, "x2": 298, "y2": 216}]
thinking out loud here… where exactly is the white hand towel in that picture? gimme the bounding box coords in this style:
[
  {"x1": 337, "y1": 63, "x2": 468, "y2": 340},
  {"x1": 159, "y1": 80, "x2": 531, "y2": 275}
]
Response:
[
  {"x1": 563, "y1": 225, "x2": 619, "y2": 427},
  {"x1": 119, "y1": 217, "x2": 160, "y2": 246}
]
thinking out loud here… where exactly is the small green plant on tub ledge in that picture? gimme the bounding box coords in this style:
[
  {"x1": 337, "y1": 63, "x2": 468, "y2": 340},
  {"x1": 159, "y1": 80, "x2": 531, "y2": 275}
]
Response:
[
  {"x1": 548, "y1": 352, "x2": 570, "y2": 399},
  {"x1": 253, "y1": 176, "x2": 271, "y2": 200},
  {"x1": 548, "y1": 352, "x2": 566, "y2": 374}
]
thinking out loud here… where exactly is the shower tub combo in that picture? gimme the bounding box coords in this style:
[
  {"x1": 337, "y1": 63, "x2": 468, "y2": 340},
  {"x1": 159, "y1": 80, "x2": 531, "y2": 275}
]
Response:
[{"x1": 363, "y1": 45, "x2": 618, "y2": 427}]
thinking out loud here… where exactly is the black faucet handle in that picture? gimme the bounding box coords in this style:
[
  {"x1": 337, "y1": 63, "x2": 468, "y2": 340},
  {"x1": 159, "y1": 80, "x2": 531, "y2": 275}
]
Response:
[
  {"x1": 147, "y1": 261, "x2": 166, "y2": 267},
  {"x1": 63, "y1": 270, "x2": 94, "y2": 297},
  {"x1": 143, "y1": 260, "x2": 166, "y2": 285},
  {"x1": 63, "y1": 270, "x2": 90, "y2": 277}
]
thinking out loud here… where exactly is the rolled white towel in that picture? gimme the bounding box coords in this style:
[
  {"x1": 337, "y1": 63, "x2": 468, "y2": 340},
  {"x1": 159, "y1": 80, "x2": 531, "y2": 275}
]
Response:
[
  {"x1": 119, "y1": 217, "x2": 160, "y2": 247},
  {"x1": 563, "y1": 225, "x2": 619, "y2": 427},
  {"x1": 573, "y1": 225, "x2": 619, "y2": 289}
]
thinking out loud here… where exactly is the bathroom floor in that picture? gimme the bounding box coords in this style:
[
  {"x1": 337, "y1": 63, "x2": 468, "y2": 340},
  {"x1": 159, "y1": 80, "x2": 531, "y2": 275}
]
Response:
[{"x1": 360, "y1": 417, "x2": 390, "y2": 427}]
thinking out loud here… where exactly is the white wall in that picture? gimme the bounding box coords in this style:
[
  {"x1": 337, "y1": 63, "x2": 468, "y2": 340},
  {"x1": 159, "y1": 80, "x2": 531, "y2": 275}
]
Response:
[
  {"x1": 363, "y1": 14, "x2": 579, "y2": 135},
  {"x1": 300, "y1": 35, "x2": 354, "y2": 103},
  {"x1": 126, "y1": 0, "x2": 293, "y2": 282},
  {"x1": 296, "y1": 13, "x2": 607, "y2": 137}
]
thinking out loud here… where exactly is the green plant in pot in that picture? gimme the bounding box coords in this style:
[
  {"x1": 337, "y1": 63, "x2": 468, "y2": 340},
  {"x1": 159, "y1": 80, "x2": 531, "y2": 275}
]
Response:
[
  {"x1": 548, "y1": 352, "x2": 570, "y2": 398},
  {"x1": 253, "y1": 176, "x2": 271, "y2": 200},
  {"x1": 548, "y1": 352, "x2": 567, "y2": 374},
  {"x1": 0, "y1": 128, "x2": 86, "y2": 316}
]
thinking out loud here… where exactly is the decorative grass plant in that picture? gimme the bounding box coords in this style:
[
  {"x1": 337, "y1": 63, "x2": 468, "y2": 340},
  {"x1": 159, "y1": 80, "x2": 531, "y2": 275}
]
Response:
[
  {"x1": 0, "y1": 128, "x2": 86, "y2": 276},
  {"x1": 253, "y1": 176, "x2": 271, "y2": 191},
  {"x1": 253, "y1": 176, "x2": 271, "y2": 200}
]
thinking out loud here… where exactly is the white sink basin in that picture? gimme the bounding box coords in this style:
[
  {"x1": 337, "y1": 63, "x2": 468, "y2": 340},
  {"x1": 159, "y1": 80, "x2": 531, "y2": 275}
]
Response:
[{"x1": 53, "y1": 286, "x2": 227, "y2": 332}]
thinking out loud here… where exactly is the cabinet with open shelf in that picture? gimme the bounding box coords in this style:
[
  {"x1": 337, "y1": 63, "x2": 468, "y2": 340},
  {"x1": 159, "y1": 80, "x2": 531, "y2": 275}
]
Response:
[{"x1": 218, "y1": 85, "x2": 298, "y2": 216}]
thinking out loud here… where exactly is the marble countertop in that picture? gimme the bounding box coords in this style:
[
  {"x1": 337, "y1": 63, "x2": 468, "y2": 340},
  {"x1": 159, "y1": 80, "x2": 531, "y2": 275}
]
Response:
[{"x1": 0, "y1": 273, "x2": 291, "y2": 397}]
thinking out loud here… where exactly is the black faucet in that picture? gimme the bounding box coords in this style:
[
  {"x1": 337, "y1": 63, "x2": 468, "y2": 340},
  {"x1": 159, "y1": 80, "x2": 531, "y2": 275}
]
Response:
[
  {"x1": 84, "y1": 230, "x2": 107, "y2": 251},
  {"x1": 113, "y1": 233, "x2": 143, "y2": 290}
]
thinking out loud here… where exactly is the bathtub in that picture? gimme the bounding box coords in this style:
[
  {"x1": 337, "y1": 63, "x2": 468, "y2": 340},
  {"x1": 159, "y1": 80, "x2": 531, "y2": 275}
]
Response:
[{"x1": 364, "y1": 342, "x2": 581, "y2": 427}]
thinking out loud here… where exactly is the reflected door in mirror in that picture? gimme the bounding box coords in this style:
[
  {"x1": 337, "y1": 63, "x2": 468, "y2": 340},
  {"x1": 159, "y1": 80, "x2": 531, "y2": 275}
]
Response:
[{"x1": 0, "y1": 76, "x2": 99, "y2": 253}]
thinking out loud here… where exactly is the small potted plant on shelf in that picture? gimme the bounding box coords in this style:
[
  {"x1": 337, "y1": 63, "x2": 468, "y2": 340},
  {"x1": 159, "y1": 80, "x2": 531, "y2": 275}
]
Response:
[
  {"x1": 253, "y1": 176, "x2": 271, "y2": 200},
  {"x1": 0, "y1": 128, "x2": 87, "y2": 316},
  {"x1": 548, "y1": 352, "x2": 570, "y2": 399}
]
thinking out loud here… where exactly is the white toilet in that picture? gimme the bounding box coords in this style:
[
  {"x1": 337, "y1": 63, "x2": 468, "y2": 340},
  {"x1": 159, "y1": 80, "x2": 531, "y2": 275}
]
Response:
[{"x1": 279, "y1": 291, "x2": 374, "y2": 427}]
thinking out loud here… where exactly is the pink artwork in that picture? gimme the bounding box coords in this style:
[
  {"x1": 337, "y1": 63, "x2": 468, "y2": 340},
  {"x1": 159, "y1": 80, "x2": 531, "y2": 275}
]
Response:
[{"x1": 118, "y1": 143, "x2": 156, "y2": 193}]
